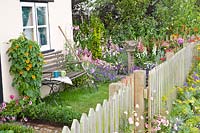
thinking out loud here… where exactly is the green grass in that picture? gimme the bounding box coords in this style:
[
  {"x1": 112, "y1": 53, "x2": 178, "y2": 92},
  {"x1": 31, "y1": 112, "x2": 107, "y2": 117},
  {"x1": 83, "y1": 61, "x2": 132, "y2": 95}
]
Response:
[{"x1": 44, "y1": 83, "x2": 109, "y2": 114}]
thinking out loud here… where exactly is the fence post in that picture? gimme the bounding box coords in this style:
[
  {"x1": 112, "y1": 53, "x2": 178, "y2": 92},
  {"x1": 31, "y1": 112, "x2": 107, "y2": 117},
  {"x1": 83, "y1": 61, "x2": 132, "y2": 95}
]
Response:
[
  {"x1": 109, "y1": 83, "x2": 123, "y2": 98},
  {"x1": 134, "y1": 70, "x2": 146, "y2": 132}
]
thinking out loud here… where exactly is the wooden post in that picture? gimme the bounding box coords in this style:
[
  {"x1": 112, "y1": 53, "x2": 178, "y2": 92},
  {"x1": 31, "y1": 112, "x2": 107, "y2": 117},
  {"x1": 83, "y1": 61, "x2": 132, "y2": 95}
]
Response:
[
  {"x1": 165, "y1": 51, "x2": 174, "y2": 60},
  {"x1": 109, "y1": 83, "x2": 123, "y2": 98},
  {"x1": 134, "y1": 70, "x2": 145, "y2": 132},
  {"x1": 127, "y1": 49, "x2": 135, "y2": 73},
  {"x1": 125, "y1": 40, "x2": 137, "y2": 73}
]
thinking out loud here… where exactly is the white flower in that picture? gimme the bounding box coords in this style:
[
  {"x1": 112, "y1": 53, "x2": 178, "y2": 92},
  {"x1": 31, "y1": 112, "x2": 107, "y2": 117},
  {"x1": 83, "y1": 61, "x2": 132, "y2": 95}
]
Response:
[
  {"x1": 135, "y1": 122, "x2": 140, "y2": 127},
  {"x1": 128, "y1": 117, "x2": 134, "y2": 124},
  {"x1": 150, "y1": 97, "x2": 154, "y2": 101},
  {"x1": 124, "y1": 111, "x2": 128, "y2": 115},
  {"x1": 134, "y1": 113, "x2": 138, "y2": 117},
  {"x1": 173, "y1": 124, "x2": 178, "y2": 131},
  {"x1": 135, "y1": 104, "x2": 139, "y2": 108},
  {"x1": 166, "y1": 110, "x2": 169, "y2": 115},
  {"x1": 136, "y1": 117, "x2": 139, "y2": 121},
  {"x1": 140, "y1": 115, "x2": 144, "y2": 120}
]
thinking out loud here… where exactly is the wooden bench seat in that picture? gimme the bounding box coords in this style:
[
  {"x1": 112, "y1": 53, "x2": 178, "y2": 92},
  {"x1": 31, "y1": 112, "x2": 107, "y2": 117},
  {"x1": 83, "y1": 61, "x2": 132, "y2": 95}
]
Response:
[{"x1": 41, "y1": 49, "x2": 86, "y2": 94}]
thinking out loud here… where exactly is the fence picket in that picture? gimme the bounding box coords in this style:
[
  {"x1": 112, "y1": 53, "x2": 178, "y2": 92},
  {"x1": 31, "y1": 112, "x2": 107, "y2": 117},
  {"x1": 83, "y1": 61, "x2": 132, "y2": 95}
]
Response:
[
  {"x1": 88, "y1": 108, "x2": 96, "y2": 133},
  {"x1": 71, "y1": 119, "x2": 80, "y2": 133},
  {"x1": 109, "y1": 96, "x2": 114, "y2": 133},
  {"x1": 103, "y1": 100, "x2": 109, "y2": 133},
  {"x1": 95, "y1": 104, "x2": 103, "y2": 133},
  {"x1": 148, "y1": 42, "x2": 197, "y2": 115},
  {"x1": 61, "y1": 42, "x2": 198, "y2": 133},
  {"x1": 113, "y1": 93, "x2": 119, "y2": 132},
  {"x1": 80, "y1": 113, "x2": 88, "y2": 133},
  {"x1": 62, "y1": 126, "x2": 71, "y2": 133}
]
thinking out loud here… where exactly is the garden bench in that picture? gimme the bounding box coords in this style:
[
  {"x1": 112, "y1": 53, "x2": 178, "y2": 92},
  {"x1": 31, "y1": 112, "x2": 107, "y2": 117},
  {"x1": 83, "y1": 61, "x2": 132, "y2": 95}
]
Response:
[{"x1": 41, "y1": 49, "x2": 86, "y2": 94}]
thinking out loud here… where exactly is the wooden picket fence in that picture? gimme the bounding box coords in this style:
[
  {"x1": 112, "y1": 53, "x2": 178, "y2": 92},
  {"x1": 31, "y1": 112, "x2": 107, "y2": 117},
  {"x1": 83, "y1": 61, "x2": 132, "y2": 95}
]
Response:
[
  {"x1": 62, "y1": 42, "x2": 199, "y2": 133},
  {"x1": 62, "y1": 74, "x2": 135, "y2": 133},
  {"x1": 148, "y1": 42, "x2": 198, "y2": 117}
]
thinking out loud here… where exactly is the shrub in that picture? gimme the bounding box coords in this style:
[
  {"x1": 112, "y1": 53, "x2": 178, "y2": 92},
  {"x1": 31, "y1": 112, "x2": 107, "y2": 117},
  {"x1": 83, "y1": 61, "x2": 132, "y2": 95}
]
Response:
[
  {"x1": 74, "y1": 15, "x2": 105, "y2": 59},
  {"x1": 7, "y1": 35, "x2": 44, "y2": 98},
  {"x1": 0, "y1": 95, "x2": 38, "y2": 122},
  {"x1": 0, "y1": 123, "x2": 34, "y2": 133},
  {"x1": 25, "y1": 102, "x2": 81, "y2": 126}
]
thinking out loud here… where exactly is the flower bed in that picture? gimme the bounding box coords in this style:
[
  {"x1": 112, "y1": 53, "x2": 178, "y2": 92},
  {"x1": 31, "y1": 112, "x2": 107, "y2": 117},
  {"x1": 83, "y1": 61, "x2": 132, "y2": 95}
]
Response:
[{"x1": 169, "y1": 60, "x2": 200, "y2": 132}]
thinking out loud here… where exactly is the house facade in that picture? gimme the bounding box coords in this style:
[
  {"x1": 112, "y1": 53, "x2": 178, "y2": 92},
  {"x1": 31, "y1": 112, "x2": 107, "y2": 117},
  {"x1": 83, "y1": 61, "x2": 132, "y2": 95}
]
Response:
[{"x1": 0, "y1": 0, "x2": 73, "y2": 102}]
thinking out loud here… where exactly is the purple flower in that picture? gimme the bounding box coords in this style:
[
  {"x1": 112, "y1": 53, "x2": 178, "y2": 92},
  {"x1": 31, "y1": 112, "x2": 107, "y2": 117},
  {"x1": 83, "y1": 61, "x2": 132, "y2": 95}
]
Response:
[
  {"x1": 177, "y1": 38, "x2": 184, "y2": 45},
  {"x1": 183, "y1": 82, "x2": 188, "y2": 87},
  {"x1": 193, "y1": 75, "x2": 199, "y2": 81},
  {"x1": 90, "y1": 68, "x2": 95, "y2": 74},
  {"x1": 10, "y1": 95, "x2": 14, "y2": 100},
  {"x1": 192, "y1": 84, "x2": 196, "y2": 88}
]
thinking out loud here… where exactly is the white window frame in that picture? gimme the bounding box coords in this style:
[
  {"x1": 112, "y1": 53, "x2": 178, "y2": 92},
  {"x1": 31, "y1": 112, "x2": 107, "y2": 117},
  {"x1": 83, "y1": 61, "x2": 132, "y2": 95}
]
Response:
[{"x1": 21, "y1": 2, "x2": 50, "y2": 51}]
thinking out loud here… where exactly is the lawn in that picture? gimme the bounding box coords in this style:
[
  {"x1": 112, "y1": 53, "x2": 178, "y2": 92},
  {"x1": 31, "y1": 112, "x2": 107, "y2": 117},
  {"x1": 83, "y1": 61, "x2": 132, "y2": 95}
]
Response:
[{"x1": 43, "y1": 82, "x2": 110, "y2": 114}]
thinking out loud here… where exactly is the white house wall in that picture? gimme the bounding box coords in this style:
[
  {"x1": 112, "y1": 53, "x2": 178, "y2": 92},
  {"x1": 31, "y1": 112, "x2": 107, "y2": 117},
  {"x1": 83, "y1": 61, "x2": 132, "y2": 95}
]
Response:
[
  {"x1": 48, "y1": 0, "x2": 73, "y2": 51},
  {"x1": 0, "y1": 0, "x2": 73, "y2": 102}
]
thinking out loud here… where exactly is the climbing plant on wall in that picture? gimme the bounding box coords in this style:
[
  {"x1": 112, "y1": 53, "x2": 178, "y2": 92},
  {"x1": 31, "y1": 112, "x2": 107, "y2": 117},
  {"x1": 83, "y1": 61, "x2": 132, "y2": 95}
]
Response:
[{"x1": 7, "y1": 35, "x2": 44, "y2": 98}]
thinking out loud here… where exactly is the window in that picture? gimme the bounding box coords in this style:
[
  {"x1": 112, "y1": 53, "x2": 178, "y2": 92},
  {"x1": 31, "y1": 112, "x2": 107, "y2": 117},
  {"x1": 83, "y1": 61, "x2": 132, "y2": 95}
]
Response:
[{"x1": 21, "y1": 2, "x2": 50, "y2": 51}]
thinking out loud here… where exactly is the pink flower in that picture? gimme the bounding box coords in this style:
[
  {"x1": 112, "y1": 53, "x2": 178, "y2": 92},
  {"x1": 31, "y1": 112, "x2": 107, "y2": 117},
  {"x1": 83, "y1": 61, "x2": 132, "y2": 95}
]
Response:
[
  {"x1": 2, "y1": 102, "x2": 6, "y2": 109},
  {"x1": 29, "y1": 101, "x2": 32, "y2": 105},
  {"x1": 2, "y1": 117, "x2": 6, "y2": 122},
  {"x1": 73, "y1": 26, "x2": 80, "y2": 31},
  {"x1": 11, "y1": 116, "x2": 16, "y2": 121},
  {"x1": 137, "y1": 41, "x2": 144, "y2": 52},
  {"x1": 156, "y1": 126, "x2": 161, "y2": 131},
  {"x1": 161, "y1": 41, "x2": 169, "y2": 47},
  {"x1": 128, "y1": 117, "x2": 134, "y2": 124},
  {"x1": 145, "y1": 123, "x2": 148, "y2": 128},
  {"x1": 10, "y1": 95, "x2": 14, "y2": 100},
  {"x1": 15, "y1": 100, "x2": 19, "y2": 105}
]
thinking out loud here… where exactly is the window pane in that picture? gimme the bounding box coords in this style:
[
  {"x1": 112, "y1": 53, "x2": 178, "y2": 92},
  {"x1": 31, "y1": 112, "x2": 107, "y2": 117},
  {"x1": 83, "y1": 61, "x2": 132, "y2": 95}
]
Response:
[
  {"x1": 38, "y1": 28, "x2": 47, "y2": 46},
  {"x1": 37, "y1": 7, "x2": 46, "y2": 25},
  {"x1": 23, "y1": 28, "x2": 34, "y2": 40},
  {"x1": 22, "y1": 7, "x2": 33, "y2": 26}
]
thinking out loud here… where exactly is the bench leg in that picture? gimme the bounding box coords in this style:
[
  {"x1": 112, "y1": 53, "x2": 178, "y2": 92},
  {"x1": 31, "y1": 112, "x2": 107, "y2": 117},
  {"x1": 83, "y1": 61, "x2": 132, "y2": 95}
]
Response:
[{"x1": 49, "y1": 84, "x2": 60, "y2": 94}]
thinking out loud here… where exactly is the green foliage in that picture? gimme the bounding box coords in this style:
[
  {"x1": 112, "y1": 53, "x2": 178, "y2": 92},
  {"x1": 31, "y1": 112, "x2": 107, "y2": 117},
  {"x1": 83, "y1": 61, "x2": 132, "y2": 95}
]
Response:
[
  {"x1": 82, "y1": 0, "x2": 200, "y2": 44},
  {"x1": 25, "y1": 102, "x2": 81, "y2": 126},
  {"x1": 169, "y1": 60, "x2": 200, "y2": 132},
  {"x1": 156, "y1": 0, "x2": 200, "y2": 36},
  {"x1": 74, "y1": 15, "x2": 105, "y2": 59},
  {"x1": 0, "y1": 123, "x2": 34, "y2": 133},
  {"x1": 7, "y1": 35, "x2": 44, "y2": 98},
  {"x1": 0, "y1": 96, "x2": 38, "y2": 122},
  {"x1": 119, "y1": 111, "x2": 134, "y2": 133}
]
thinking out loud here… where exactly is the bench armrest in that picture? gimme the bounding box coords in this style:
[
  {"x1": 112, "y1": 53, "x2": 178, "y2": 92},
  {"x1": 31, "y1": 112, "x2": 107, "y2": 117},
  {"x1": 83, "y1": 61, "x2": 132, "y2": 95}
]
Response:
[
  {"x1": 43, "y1": 71, "x2": 53, "y2": 80},
  {"x1": 65, "y1": 61, "x2": 83, "y2": 65}
]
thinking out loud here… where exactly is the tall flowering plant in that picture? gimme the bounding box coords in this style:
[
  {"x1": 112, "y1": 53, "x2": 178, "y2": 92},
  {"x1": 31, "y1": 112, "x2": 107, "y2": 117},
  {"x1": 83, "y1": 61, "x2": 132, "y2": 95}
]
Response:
[{"x1": 7, "y1": 35, "x2": 44, "y2": 98}]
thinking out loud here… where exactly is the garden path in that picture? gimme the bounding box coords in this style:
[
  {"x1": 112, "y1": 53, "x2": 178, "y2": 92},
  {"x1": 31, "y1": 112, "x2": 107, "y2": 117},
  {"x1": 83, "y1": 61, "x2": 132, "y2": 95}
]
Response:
[{"x1": 19, "y1": 122, "x2": 62, "y2": 133}]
